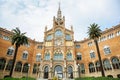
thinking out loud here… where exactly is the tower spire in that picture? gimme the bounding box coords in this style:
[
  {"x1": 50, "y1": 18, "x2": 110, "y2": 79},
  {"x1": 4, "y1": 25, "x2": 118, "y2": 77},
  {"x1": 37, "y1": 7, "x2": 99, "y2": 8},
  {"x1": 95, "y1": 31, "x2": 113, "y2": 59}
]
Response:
[{"x1": 57, "y1": 2, "x2": 62, "y2": 19}]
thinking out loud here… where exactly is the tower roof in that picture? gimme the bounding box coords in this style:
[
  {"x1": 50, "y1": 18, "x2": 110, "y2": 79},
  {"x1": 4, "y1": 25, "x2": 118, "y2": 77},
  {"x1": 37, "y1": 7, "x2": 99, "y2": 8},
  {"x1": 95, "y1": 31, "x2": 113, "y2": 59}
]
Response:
[{"x1": 57, "y1": 2, "x2": 62, "y2": 20}]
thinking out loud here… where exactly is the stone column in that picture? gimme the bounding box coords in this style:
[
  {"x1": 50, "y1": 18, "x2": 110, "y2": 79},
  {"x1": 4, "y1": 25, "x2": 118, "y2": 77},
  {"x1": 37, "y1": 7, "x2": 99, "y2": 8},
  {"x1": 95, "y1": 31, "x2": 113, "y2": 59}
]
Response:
[
  {"x1": 64, "y1": 67, "x2": 67, "y2": 78},
  {"x1": 108, "y1": 57, "x2": 113, "y2": 71},
  {"x1": 50, "y1": 58, "x2": 53, "y2": 78},
  {"x1": 3, "y1": 61, "x2": 8, "y2": 73},
  {"x1": 13, "y1": 62, "x2": 17, "y2": 77},
  {"x1": 109, "y1": 60, "x2": 114, "y2": 71},
  {"x1": 93, "y1": 61, "x2": 96, "y2": 72},
  {"x1": 50, "y1": 67, "x2": 53, "y2": 78},
  {"x1": 64, "y1": 58, "x2": 67, "y2": 79},
  {"x1": 21, "y1": 64, "x2": 24, "y2": 76}
]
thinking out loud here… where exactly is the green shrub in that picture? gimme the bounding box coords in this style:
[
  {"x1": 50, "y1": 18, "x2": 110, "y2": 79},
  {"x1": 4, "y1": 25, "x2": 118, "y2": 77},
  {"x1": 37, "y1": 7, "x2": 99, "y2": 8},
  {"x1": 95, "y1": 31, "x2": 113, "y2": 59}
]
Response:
[
  {"x1": 52, "y1": 76, "x2": 58, "y2": 80},
  {"x1": 75, "y1": 77, "x2": 120, "y2": 80},
  {"x1": 20, "y1": 77, "x2": 35, "y2": 80},
  {"x1": 2, "y1": 77, "x2": 20, "y2": 80},
  {"x1": 1, "y1": 77, "x2": 35, "y2": 80}
]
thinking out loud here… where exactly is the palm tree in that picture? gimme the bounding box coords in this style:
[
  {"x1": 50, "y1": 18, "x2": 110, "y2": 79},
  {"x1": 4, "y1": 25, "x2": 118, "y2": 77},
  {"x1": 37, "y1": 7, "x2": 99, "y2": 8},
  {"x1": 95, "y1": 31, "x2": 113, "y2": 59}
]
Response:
[
  {"x1": 87, "y1": 23, "x2": 105, "y2": 77},
  {"x1": 9, "y1": 27, "x2": 28, "y2": 77}
]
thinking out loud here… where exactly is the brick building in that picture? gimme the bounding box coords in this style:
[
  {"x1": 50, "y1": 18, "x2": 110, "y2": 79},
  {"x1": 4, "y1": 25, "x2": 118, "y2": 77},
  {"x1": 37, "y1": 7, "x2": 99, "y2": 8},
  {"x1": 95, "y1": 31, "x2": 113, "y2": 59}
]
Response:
[{"x1": 0, "y1": 5, "x2": 120, "y2": 79}]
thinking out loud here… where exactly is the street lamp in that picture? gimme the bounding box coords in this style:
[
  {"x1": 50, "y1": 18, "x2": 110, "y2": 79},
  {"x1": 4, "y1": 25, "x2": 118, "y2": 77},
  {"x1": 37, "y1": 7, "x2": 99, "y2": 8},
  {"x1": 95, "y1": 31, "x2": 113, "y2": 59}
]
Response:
[
  {"x1": 27, "y1": 64, "x2": 30, "y2": 80},
  {"x1": 77, "y1": 64, "x2": 80, "y2": 78}
]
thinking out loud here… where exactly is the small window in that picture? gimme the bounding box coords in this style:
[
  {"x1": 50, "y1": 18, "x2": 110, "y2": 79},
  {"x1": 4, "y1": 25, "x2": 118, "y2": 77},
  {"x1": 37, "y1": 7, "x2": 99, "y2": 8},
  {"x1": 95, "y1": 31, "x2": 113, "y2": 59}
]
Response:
[
  {"x1": 88, "y1": 42, "x2": 92, "y2": 46},
  {"x1": 76, "y1": 45, "x2": 80, "y2": 48},
  {"x1": 46, "y1": 34, "x2": 53, "y2": 41},
  {"x1": 36, "y1": 53, "x2": 41, "y2": 61},
  {"x1": 90, "y1": 50, "x2": 95, "y2": 58},
  {"x1": 24, "y1": 43, "x2": 30, "y2": 47},
  {"x1": 7, "y1": 47, "x2": 14, "y2": 56},
  {"x1": 37, "y1": 45, "x2": 42, "y2": 49},
  {"x1": 66, "y1": 52, "x2": 72, "y2": 60},
  {"x1": 22, "y1": 51, "x2": 28, "y2": 59},
  {"x1": 116, "y1": 31, "x2": 120, "y2": 36},
  {"x1": 3, "y1": 36, "x2": 10, "y2": 41},
  {"x1": 107, "y1": 33, "x2": 114, "y2": 39},
  {"x1": 100, "y1": 36, "x2": 107, "y2": 41},
  {"x1": 77, "y1": 53, "x2": 82, "y2": 60},
  {"x1": 66, "y1": 34, "x2": 71, "y2": 40},
  {"x1": 45, "y1": 52, "x2": 50, "y2": 60},
  {"x1": 104, "y1": 46, "x2": 111, "y2": 55}
]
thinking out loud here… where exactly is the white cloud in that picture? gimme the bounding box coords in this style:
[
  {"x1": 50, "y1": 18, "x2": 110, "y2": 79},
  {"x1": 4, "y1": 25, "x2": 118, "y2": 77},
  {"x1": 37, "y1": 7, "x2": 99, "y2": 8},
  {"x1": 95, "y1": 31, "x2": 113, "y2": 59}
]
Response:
[{"x1": 0, "y1": 0, "x2": 120, "y2": 41}]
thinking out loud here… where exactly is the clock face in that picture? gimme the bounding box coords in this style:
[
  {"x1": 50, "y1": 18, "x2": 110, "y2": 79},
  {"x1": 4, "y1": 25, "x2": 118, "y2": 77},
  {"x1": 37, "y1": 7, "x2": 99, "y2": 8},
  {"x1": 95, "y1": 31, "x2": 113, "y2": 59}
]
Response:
[{"x1": 55, "y1": 38, "x2": 63, "y2": 46}]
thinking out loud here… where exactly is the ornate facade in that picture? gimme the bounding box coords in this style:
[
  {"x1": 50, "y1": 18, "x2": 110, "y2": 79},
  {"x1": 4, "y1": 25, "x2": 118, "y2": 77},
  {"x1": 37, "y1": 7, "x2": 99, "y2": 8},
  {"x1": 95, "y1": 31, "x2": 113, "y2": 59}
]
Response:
[{"x1": 0, "y1": 5, "x2": 120, "y2": 79}]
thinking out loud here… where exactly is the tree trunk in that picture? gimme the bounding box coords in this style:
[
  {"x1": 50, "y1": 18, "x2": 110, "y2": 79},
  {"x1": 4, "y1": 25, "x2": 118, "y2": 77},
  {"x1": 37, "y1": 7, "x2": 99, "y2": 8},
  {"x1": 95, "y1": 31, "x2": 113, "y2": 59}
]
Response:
[
  {"x1": 9, "y1": 45, "x2": 19, "y2": 77},
  {"x1": 94, "y1": 39, "x2": 105, "y2": 77}
]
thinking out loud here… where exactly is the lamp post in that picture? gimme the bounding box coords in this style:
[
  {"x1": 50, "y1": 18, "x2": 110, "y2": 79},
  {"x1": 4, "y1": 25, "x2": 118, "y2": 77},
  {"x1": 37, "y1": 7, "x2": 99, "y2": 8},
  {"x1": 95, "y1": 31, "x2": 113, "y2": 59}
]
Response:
[
  {"x1": 27, "y1": 64, "x2": 30, "y2": 80},
  {"x1": 78, "y1": 64, "x2": 80, "y2": 78}
]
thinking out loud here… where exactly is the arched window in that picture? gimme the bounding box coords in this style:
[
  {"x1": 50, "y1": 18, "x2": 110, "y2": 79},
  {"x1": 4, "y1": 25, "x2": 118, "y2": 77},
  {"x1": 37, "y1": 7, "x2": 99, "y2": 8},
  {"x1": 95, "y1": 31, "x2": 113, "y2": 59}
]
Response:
[
  {"x1": 89, "y1": 62, "x2": 95, "y2": 73},
  {"x1": 80, "y1": 64, "x2": 85, "y2": 74},
  {"x1": 104, "y1": 46, "x2": 111, "y2": 55},
  {"x1": 0, "y1": 58, "x2": 6, "y2": 70},
  {"x1": 66, "y1": 52, "x2": 72, "y2": 60},
  {"x1": 90, "y1": 50, "x2": 95, "y2": 58},
  {"x1": 44, "y1": 66, "x2": 49, "y2": 78},
  {"x1": 67, "y1": 66, "x2": 73, "y2": 78},
  {"x1": 59, "y1": 53, "x2": 63, "y2": 59},
  {"x1": 77, "y1": 53, "x2": 82, "y2": 60},
  {"x1": 66, "y1": 34, "x2": 71, "y2": 40},
  {"x1": 22, "y1": 63, "x2": 29, "y2": 73},
  {"x1": 54, "y1": 52, "x2": 63, "y2": 60},
  {"x1": 96, "y1": 61, "x2": 100, "y2": 72},
  {"x1": 22, "y1": 51, "x2": 28, "y2": 59},
  {"x1": 55, "y1": 29, "x2": 63, "y2": 37},
  {"x1": 15, "y1": 62, "x2": 22, "y2": 72},
  {"x1": 111, "y1": 57, "x2": 120, "y2": 69},
  {"x1": 36, "y1": 53, "x2": 41, "y2": 61},
  {"x1": 6, "y1": 46, "x2": 14, "y2": 55},
  {"x1": 103, "y1": 59, "x2": 112, "y2": 70},
  {"x1": 46, "y1": 34, "x2": 53, "y2": 41},
  {"x1": 44, "y1": 52, "x2": 50, "y2": 60},
  {"x1": 33, "y1": 64, "x2": 37, "y2": 74},
  {"x1": 6, "y1": 60, "x2": 13, "y2": 70}
]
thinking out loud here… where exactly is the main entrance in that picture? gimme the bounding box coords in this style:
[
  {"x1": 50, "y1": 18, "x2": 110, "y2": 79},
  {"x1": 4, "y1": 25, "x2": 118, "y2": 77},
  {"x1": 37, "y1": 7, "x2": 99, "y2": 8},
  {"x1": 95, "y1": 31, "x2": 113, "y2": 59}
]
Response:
[{"x1": 54, "y1": 65, "x2": 63, "y2": 78}]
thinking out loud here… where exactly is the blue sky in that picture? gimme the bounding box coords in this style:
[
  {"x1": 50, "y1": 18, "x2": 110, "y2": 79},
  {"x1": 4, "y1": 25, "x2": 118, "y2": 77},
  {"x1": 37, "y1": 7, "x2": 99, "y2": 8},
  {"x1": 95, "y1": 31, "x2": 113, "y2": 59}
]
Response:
[{"x1": 0, "y1": 0, "x2": 120, "y2": 41}]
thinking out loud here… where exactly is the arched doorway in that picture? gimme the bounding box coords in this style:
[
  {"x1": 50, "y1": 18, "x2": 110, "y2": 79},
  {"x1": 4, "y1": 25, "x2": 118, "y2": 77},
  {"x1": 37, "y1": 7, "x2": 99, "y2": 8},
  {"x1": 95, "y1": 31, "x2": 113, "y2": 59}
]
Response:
[
  {"x1": 54, "y1": 65, "x2": 63, "y2": 78},
  {"x1": 44, "y1": 66, "x2": 49, "y2": 78},
  {"x1": 67, "y1": 66, "x2": 73, "y2": 78}
]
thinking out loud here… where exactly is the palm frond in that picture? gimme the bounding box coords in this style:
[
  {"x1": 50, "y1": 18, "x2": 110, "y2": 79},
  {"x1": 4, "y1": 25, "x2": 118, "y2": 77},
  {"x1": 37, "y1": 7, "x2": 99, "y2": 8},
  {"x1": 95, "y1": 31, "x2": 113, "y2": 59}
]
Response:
[
  {"x1": 87, "y1": 23, "x2": 102, "y2": 40},
  {"x1": 11, "y1": 27, "x2": 28, "y2": 47}
]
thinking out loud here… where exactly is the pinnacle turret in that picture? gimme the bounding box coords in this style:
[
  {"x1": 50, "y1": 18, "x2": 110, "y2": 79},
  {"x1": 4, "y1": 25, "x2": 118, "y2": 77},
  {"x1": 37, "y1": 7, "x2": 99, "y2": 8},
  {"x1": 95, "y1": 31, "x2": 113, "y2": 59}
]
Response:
[{"x1": 57, "y1": 2, "x2": 62, "y2": 20}]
